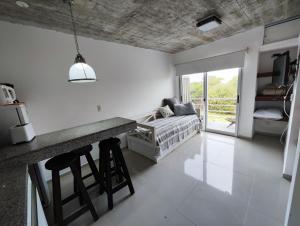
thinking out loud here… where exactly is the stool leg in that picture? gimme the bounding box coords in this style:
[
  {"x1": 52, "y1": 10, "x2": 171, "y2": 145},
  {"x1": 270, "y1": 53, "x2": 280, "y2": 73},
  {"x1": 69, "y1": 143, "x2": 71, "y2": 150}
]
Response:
[
  {"x1": 103, "y1": 147, "x2": 113, "y2": 210},
  {"x1": 52, "y1": 170, "x2": 64, "y2": 226},
  {"x1": 70, "y1": 164, "x2": 99, "y2": 221},
  {"x1": 112, "y1": 155, "x2": 123, "y2": 183},
  {"x1": 113, "y1": 145, "x2": 135, "y2": 195},
  {"x1": 99, "y1": 147, "x2": 105, "y2": 194},
  {"x1": 74, "y1": 157, "x2": 84, "y2": 206},
  {"x1": 85, "y1": 152, "x2": 105, "y2": 191}
]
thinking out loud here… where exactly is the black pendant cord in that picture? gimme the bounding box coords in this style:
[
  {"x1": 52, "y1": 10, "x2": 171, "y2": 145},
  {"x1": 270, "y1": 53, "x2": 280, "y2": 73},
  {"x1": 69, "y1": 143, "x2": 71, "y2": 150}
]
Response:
[
  {"x1": 67, "y1": 0, "x2": 88, "y2": 79},
  {"x1": 68, "y1": 0, "x2": 80, "y2": 55}
]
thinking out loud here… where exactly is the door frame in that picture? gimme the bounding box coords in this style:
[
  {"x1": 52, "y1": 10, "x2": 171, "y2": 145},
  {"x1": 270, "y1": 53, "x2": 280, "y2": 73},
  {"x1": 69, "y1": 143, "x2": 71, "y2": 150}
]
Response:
[{"x1": 180, "y1": 68, "x2": 242, "y2": 137}]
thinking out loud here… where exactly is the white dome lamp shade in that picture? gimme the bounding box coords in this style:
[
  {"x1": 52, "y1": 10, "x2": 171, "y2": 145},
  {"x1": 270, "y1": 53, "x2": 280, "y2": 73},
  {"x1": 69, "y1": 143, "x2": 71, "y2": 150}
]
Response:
[
  {"x1": 69, "y1": 53, "x2": 96, "y2": 83},
  {"x1": 65, "y1": 0, "x2": 96, "y2": 83}
]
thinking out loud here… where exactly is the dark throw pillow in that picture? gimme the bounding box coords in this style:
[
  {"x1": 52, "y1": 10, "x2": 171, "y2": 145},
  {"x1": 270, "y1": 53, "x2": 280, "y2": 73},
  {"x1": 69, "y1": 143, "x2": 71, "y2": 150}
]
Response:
[
  {"x1": 174, "y1": 102, "x2": 197, "y2": 116},
  {"x1": 163, "y1": 97, "x2": 179, "y2": 111}
]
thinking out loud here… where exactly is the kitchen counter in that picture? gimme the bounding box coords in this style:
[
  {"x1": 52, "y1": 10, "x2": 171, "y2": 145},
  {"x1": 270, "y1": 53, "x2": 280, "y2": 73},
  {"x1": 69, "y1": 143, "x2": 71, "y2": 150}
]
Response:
[
  {"x1": 0, "y1": 117, "x2": 137, "y2": 226},
  {"x1": 0, "y1": 161, "x2": 28, "y2": 226}
]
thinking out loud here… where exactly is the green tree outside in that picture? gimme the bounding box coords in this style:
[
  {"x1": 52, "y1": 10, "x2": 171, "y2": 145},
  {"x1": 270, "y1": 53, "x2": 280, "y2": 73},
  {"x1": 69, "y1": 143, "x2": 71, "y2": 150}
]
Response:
[{"x1": 190, "y1": 75, "x2": 238, "y2": 123}]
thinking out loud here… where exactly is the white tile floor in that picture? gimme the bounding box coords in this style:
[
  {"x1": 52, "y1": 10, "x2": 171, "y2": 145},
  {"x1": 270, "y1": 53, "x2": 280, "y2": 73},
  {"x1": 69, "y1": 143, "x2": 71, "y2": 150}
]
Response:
[
  {"x1": 207, "y1": 121, "x2": 235, "y2": 134},
  {"x1": 54, "y1": 132, "x2": 290, "y2": 226}
]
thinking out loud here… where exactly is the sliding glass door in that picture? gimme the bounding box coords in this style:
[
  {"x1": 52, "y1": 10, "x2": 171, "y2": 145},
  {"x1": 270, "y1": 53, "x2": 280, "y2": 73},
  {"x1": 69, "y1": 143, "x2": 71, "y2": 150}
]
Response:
[
  {"x1": 181, "y1": 73, "x2": 205, "y2": 123},
  {"x1": 181, "y1": 68, "x2": 241, "y2": 136},
  {"x1": 205, "y1": 68, "x2": 240, "y2": 135}
]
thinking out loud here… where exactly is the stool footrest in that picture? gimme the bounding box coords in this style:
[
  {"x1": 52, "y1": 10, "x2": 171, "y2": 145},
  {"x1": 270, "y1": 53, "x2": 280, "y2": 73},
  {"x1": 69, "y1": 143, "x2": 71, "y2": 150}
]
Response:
[
  {"x1": 86, "y1": 181, "x2": 99, "y2": 190},
  {"x1": 64, "y1": 205, "x2": 89, "y2": 225},
  {"x1": 61, "y1": 192, "x2": 80, "y2": 205},
  {"x1": 82, "y1": 172, "x2": 93, "y2": 180},
  {"x1": 112, "y1": 181, "x2": 128, "y2": 193}
]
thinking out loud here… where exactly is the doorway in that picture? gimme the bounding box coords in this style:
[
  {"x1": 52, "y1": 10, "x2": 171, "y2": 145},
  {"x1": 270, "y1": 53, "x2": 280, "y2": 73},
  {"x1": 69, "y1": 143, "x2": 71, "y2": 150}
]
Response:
[{"x1": 181, "y1": 68, "x2": 241, "y2": 136}]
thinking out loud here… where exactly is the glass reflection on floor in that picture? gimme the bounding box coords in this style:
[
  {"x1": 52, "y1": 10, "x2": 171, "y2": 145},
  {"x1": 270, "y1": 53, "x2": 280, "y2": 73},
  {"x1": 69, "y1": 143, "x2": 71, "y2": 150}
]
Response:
[{"x1": 184, "y1": 134, "x2": 235, "y2": 194}]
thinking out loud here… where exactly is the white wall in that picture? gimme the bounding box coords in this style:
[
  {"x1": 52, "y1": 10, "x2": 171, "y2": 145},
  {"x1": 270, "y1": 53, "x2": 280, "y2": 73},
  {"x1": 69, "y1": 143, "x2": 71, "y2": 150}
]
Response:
[
  {"x1": 253, "y1": 47, "x2": 297, "y2": 136},
  {"x1": 258, "y1": 47, "x2": 298, "y2": 73},
  {"x1": 264, "y1": 18, "x2": 300, "y2": 44},
  {"x1": 283, "y1": 34, "x2": 300, "y2": 177},
  {"x1": 172, "y1": 27, "x2": 264, "y2": 138},
  {"x1": 285, "y1": 130, "x2": 300, "y2": 226},
  {"x1": 0, "y1": 20, "x2": 175, "y2": 141},
  {"x1": 254, "y1": 119, "x2": 288, "y2": 136},
  {"x1": 0, "y1": 21, "x2": 175, "y2": 180}
]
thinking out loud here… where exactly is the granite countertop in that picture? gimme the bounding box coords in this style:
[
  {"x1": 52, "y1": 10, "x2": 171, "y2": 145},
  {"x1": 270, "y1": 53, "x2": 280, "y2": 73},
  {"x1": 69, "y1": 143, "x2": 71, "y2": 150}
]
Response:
[
  {"x1": 0, "y1": 117, "x2": 137, "y2": 163},
  {"x1": 0, "y1": 117, "x2": 137, "y2": 226},
  {"x1": 0, "y1": 161, "x2": 28, "y2": 226}
]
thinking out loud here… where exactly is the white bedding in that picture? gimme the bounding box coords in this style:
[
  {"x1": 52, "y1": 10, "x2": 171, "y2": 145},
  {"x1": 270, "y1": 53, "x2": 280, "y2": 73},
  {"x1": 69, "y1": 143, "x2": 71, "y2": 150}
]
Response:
[
  {"x1": 129, "y1": 115, "x2": 201, "y2": 152},
  {"x1": 145, "y1": 115, "x2": 201, "y2": 151},
  {"x1": 127, "y1": 115, "x2": 201, "y2": 162},
  {"x1": 254, "y1": 108, "x2": 283, "y2": 120}
]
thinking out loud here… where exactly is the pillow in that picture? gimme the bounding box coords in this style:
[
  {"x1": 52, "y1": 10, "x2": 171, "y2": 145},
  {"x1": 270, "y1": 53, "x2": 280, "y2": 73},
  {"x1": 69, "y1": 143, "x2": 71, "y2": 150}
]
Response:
[
  {"x1": 153, "y1": 110, "x2": 163, "y2": 119},
  {"x1": 163, "y1": 97, "x2": 179, "y2": 111},
  {"x1": 174, "y1": 102, "x2": 197, "y2": 116},
  {"x1": 158, "y1": 105, "x2": 175, "y2": 118}
]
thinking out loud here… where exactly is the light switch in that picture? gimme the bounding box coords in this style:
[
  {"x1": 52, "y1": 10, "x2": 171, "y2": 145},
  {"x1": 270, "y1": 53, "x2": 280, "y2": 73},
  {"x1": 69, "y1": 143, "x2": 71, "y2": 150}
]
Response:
[{"x1": 96, "y1": 105, "x2": 102, "y2": 112}]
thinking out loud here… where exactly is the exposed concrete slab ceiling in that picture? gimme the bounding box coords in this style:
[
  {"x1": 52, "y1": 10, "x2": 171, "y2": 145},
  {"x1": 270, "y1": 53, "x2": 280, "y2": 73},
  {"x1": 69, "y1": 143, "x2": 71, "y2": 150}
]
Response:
[{"x1": 0, "y1": 0, "x2": 299, "y2": 53}]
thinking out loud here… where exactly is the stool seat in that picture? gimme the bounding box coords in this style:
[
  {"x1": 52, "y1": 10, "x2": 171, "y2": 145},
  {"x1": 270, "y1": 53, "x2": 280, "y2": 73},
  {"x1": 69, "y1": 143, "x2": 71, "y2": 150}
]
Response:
[
  {"x1": 100, "y1": 137, "x2": 120, "y2": 146},
  {"x1": 45, "y1": 152, "x2": 76, "y2": 171},
  {"x1": 72, "y1": 145, "x2": 93, "y2": 156}
]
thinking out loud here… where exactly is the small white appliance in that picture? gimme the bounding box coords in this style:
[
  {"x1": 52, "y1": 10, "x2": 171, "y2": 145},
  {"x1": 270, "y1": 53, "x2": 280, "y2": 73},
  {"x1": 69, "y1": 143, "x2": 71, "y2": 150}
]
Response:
[
  {"x1": 0, "y1": 84, "x2": 17, "y2": 105},
  {"x1": 9, "y1": 104, "x2": 36, "y2": 144},
  {"x1": 10, "y1": 123, "x2": 35, "y2": 144}
]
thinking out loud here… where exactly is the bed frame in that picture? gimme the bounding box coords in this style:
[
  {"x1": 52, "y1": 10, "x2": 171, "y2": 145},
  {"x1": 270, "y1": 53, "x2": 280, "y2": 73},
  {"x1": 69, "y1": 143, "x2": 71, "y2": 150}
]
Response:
[{"x1": 127, "y1": 114, "x2": 200, "y2": 163}]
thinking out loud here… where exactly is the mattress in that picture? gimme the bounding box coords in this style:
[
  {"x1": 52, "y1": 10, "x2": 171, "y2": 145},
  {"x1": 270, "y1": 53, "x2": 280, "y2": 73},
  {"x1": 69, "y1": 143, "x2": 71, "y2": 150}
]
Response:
[
  {"x1": 254, "y1": 108, "x2": 283, "y2": 120},
  {"x1": 144, "y1": 115, "x2": 201, "y2": 152}
]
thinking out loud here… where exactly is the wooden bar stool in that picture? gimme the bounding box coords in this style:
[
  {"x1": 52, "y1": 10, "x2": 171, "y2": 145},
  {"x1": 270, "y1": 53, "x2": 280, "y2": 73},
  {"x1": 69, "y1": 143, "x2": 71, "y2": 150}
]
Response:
[
  {"x1": 45, "y1": 152, "x2": 99, "y2": 226},
  {"x1": 101, "y1": 139, "x2": 124, "y2": 183},
  {"x1": 99, "y1": 137, "x2": 135, "y2": 210},
  {"x1": 71, "y1": 145, "x2": 104, "y2": 205}
]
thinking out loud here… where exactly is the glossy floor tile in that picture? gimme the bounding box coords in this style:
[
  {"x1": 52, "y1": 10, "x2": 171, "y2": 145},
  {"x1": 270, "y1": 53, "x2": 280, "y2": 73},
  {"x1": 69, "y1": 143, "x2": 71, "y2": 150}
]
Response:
[{"x1": 52, "y1": 132, "x2": 290, "y2": 226}]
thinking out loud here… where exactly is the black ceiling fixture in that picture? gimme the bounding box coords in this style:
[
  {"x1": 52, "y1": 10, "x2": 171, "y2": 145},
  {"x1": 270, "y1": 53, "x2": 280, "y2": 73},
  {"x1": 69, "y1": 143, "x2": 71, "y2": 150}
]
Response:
[{"x1": 196, "y1": 15, "x2": 222, "y2": 32}]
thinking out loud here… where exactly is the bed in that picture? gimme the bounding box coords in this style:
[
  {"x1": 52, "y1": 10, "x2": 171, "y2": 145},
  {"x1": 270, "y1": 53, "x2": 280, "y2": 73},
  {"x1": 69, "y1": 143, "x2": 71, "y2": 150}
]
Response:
[{"x1": 127, "y1": 114, "x2": 201, "y2": 163}]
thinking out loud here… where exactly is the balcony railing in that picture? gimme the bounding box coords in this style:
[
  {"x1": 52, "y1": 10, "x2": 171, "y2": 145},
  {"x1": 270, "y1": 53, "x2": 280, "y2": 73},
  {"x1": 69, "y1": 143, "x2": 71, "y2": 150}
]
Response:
[{"x1": 189, "y1": 97, "x2": 237, "y2": 115}]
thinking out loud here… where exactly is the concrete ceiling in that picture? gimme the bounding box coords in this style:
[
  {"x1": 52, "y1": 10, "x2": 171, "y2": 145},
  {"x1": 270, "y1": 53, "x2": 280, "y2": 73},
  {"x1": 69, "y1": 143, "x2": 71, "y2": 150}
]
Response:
[{"x1": 0, "y1": 0, "x2": 299, "y2": 53}]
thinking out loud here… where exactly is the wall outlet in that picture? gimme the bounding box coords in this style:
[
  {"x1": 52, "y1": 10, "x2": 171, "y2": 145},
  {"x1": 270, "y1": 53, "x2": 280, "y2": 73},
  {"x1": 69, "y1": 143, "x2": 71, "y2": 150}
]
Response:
[{"x1": 96, "y1": 104, "x2": 102, "y2": 112}]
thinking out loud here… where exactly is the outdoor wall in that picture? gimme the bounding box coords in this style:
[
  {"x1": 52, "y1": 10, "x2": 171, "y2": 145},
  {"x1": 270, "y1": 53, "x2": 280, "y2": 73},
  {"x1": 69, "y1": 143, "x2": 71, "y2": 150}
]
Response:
[{"x1": 172, "y1": 27, "x2": 264, "y2": 138}]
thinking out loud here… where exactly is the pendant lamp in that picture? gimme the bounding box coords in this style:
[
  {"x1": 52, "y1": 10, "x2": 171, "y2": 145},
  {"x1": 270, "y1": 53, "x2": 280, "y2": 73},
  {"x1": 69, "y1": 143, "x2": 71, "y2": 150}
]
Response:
[{"x1": 65, "y1": 0, "x2": 96, "y2": 83}]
